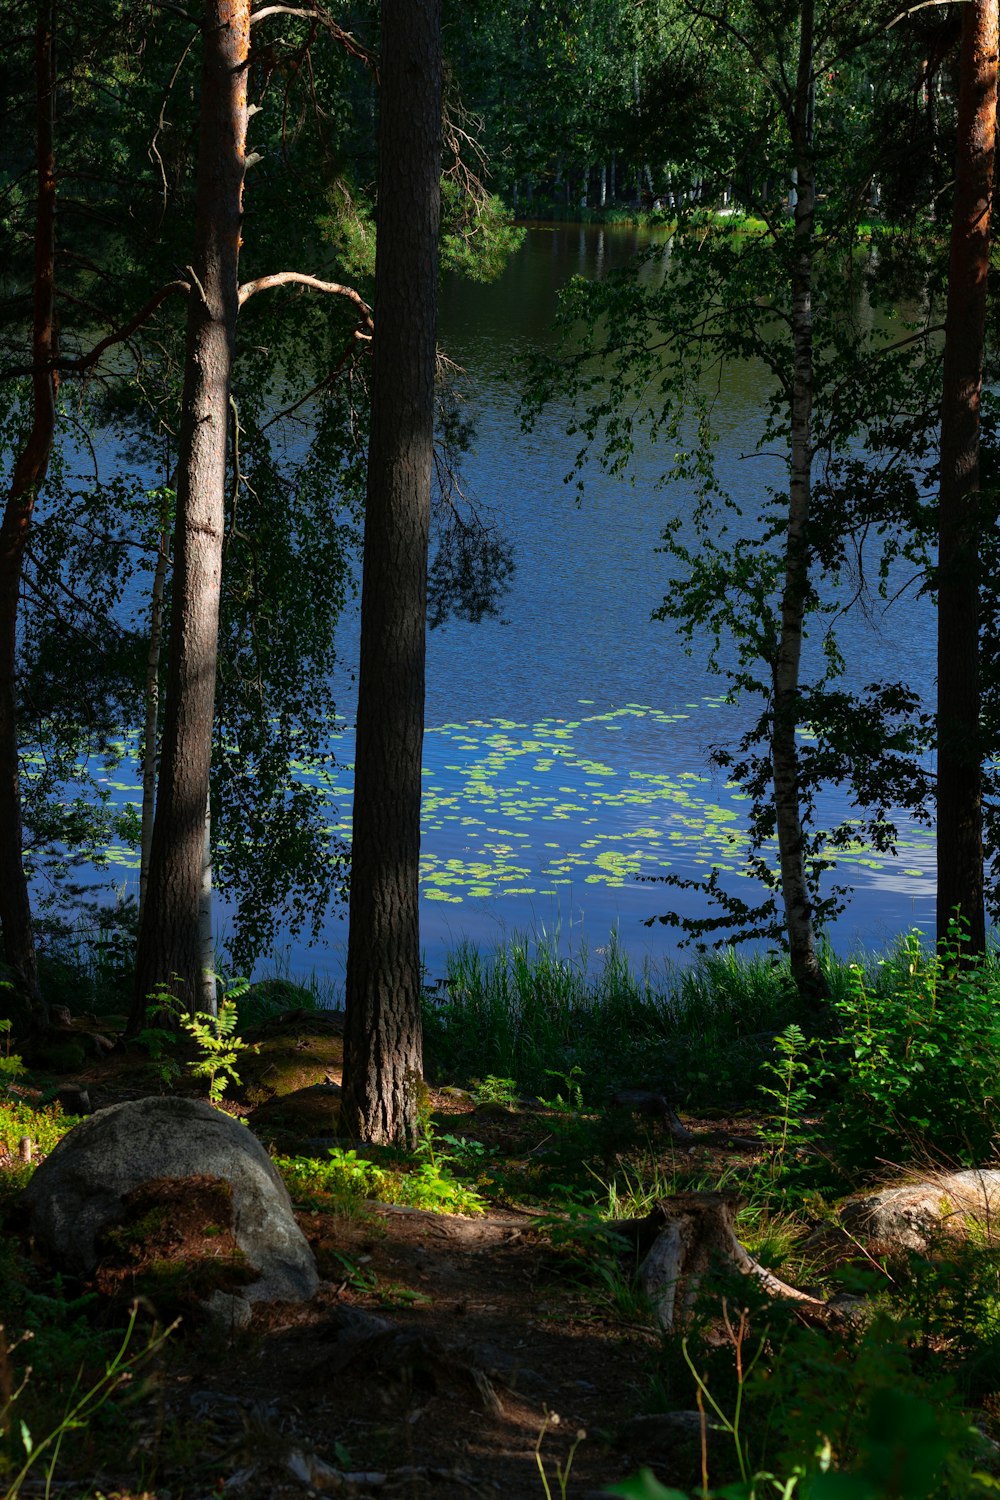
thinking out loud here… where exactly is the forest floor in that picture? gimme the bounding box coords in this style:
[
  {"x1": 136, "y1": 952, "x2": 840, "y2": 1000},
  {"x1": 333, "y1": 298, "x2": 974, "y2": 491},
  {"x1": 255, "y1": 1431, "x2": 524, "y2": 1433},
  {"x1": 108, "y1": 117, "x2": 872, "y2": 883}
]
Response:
[{"x1": 1, "y1": 1005, "x2": 767, "y2": 1500}]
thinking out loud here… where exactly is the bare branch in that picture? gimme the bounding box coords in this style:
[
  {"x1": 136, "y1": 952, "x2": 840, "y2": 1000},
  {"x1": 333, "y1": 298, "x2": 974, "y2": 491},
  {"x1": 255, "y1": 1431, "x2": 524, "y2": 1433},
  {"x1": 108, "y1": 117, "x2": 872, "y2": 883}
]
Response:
[
  {"x1": 249, "y1": 3, "x2": 373, "y2": 68},
  {"x1": 237, "y1": 271, "x2": 372, "y2": 324},
  {"x1": 1, "y1": 279, "x2": 190, "y2": 380},
  {"x1": 888, "y1": 0, "x2": 966, "y2": 28}
]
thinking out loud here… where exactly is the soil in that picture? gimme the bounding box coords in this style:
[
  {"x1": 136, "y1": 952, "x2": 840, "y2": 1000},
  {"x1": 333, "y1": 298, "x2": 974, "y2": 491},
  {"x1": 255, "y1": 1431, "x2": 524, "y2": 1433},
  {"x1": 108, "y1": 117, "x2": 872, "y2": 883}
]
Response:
[{"x1": 3, "y1": 1007, "x2": 770, "y2": 1499}]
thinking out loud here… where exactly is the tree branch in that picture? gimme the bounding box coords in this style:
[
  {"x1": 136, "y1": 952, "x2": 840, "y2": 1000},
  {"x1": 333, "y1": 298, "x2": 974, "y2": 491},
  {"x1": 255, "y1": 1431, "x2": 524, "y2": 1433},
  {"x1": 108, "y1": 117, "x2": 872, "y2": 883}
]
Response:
[
  {"x1": 237, "y1": 271, "x2": 372, "y2": 325},
  {"x1": 249, "y1": 3, "x2": 373, "y2": 68},
  {"x1": 1, "y1": 279, "x2": 190, "y2": 380}
]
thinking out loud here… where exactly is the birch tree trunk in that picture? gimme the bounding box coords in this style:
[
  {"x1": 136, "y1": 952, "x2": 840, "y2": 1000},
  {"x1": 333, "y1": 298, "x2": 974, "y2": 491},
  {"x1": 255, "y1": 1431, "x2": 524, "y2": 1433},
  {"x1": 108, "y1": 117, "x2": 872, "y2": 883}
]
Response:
[
  {"x1": 0, "y1": 0, "x2": 57, "y2": 1008},
  {"x1": 129, "y1": 0, "x2": 249, "y2": 1026},
  {"x1": 936, "y1": 0, "x2": 997, "y2": 952},
  {"x1": 341, "y1": 0, "x2": 442, "y2": 1145},
  {"x1": 772, "y1": 0, "x2": 827, "y2": 1001}
]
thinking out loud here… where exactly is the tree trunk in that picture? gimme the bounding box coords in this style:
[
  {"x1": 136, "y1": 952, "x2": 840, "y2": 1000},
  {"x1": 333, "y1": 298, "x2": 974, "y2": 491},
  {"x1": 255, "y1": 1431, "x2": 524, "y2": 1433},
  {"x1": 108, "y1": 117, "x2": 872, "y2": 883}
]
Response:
[
  {"x1": 139, "y1": 530, "x2": 169, "y2": 918},
  {"x1": 198, "y1": 788, "x2": 216, "y2": 1014},
  {"x1": 936, "y1": 0, "x2": 996, "y2": 953},
  {"x1": 772, "y1": 0, "x2": 827, "y2": 1002},
  {"x1": 340, "y1": 0, "x2": 442, "y2": 1146},
  {"x1": 0, "y1": 0, "x2": 57, "y2": 1008},
  {"x1": 129, "y1": 0, "x2": 249, "y2": 1028}
]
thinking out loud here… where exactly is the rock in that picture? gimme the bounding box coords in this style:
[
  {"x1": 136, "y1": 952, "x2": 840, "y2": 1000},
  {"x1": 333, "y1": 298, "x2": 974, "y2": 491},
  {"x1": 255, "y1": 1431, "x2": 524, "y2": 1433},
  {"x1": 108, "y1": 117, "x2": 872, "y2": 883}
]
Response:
[
  {"x1": 55, "y1": 1084, "x2": 91, "y2": 1115},
  {"x1": 617, "y1": 1411, "x2": 727, "y2": 1467},
  {"x1": 474, "y1": 1100, "x2": 515, "y2": 1118},
  {"x1": 24, "y1": 1096, "x2": 319, "y2": 1309},
  {"x1": 248, "y1": 1083, "x2": 342, "y2": 1143},
  {"x1": 837, "y1": 1171, "x2": 1000, "y2": 1254}
]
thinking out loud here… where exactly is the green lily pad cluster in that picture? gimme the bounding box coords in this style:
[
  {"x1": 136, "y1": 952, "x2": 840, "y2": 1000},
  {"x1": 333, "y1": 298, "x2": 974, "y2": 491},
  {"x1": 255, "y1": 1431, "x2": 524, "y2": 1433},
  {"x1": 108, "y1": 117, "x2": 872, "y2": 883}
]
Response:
[{"x1": 39, "y1": 700, "x2": 934, "y2": 907}]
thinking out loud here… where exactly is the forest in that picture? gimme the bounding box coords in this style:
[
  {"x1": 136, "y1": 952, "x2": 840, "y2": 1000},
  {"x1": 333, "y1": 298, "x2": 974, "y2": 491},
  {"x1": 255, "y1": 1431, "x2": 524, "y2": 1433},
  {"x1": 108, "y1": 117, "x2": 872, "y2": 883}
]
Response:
[{"x1": 4, "y1": 0, "x2": 1000, "y2": 1495}]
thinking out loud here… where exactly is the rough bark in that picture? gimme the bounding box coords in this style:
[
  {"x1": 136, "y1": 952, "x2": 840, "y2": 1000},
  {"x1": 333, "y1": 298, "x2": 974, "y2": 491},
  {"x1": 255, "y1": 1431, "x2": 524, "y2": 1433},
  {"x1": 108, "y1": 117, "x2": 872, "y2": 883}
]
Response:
[
  {"x1": 129, "y1": 0, "x2": 249, "y2": 1026},
  {"x1": 198, "y1": 789, "x2": 216, "y2": 1015},
  {"x1": 936, "y1": 0, "x2": 997, "y2": 952},
  {"x1": 772, "y1": 1, "x2": 827, "y2": 1002},
  {"x1": 139, "y1": 531, "x2": 169, "y2": 918},
  {"x1": 340, "y1": 0, "x2": 442, "y2": 1146},
  {"x1": 0, "y1": 1, "x2": 58, "y2": 1006}
]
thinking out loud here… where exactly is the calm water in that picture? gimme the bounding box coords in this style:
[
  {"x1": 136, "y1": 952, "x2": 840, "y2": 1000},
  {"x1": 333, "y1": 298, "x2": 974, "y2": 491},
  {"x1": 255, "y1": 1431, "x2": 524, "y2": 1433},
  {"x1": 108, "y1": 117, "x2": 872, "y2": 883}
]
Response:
[
  {"x1": 318, "y1": 224, "x2": 936, "y2": 986},
  {"x1": 88, "y1": 224, "x2": 938, "y2": 987}
]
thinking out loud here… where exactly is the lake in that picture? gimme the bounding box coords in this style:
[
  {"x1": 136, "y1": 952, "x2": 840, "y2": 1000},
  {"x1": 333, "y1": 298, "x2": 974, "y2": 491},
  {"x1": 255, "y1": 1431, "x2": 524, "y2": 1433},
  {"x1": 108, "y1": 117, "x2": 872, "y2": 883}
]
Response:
[
  {"x1": 84, "y1": 222, "x2": 939, "y2": 989},
  {"x1": 323, "y1": 223, "x2": 936, "y2": 986}
]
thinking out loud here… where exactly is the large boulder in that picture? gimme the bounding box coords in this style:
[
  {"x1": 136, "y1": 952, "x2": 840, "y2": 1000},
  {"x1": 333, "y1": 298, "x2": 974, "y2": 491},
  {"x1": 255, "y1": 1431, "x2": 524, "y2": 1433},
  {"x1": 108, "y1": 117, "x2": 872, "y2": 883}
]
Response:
[{"x1": 24, "y1": 1096, "x2": 319, "y2": 1315}]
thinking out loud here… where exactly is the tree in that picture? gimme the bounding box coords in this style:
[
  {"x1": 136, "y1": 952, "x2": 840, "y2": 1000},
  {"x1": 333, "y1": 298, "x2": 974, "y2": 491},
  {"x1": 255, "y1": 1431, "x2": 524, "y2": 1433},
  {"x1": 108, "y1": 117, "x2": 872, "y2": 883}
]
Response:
[
  {"x1": 340, "y1": 0, "x2": 443, "y2": 1144},
  {"x1": 129, "y1": 0, "x2": 251, "y2": 1021},
  {"x1": 0, "y1": 0, "x2": 57, "y2": 1005},
  {"x1": 935, "y1": 0, "x2": 997, "y2": 951},
  {"x1": 523, "y1": 0, "x2": 942, "y2": 999}
]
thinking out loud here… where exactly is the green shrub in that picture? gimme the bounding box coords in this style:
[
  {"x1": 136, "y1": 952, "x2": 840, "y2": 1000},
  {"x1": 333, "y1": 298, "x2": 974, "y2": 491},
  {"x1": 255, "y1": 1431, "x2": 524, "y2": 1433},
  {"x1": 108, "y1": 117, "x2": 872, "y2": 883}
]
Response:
[{"x1": 824, "y1": 931, "x2": 1000, "y2": 1171}]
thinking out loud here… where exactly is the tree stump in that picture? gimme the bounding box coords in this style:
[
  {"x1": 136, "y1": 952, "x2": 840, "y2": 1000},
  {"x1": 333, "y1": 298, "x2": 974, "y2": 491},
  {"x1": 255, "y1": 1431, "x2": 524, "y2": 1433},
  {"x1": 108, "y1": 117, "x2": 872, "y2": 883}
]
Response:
[{"x1": 620, "y1": 1192, "x2": 826, "y2": 1333}]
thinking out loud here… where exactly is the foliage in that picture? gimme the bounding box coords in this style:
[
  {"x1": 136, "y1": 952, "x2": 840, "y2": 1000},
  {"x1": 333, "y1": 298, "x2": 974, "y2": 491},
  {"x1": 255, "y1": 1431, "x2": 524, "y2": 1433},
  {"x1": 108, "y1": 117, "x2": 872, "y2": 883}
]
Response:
[
  {"x1": 823, "y1": 930, "x2": 1000, "y2": 1170},
  {"x1": 629, "y1": 1302, "x2": 995, "y2": 1500},
  {"x1": 0, "y1": 1303, "x2": 174, "y2": 1499},
  {"x1": 0, "y1": 1100, "x2": 71, "y2": 1158},
  {"x1": 756, "y1": 1025, "x2": 815, "y2": 1177},
  {"x1": 182, "y1": 985, "x2": 255, "y2": 1106},
  {"x1": 424, "y1": 931, "x2": 817, "y2": 1108},
  {"x1": 519, "y1": 3, "x2": 945, "y2": 957},
  {"x1": 138, "y1": 980, "x2": 255, "y2": 1103},
  {"x1": 0, "y1": 1019, "x2": 24, "y2": 1094},
  {"x1": 33, "y1": 899, "x2": 138, "y2": 1018},
  {"x1": 277, "y1": 1136, "x2": 486, "y2": 1218}
]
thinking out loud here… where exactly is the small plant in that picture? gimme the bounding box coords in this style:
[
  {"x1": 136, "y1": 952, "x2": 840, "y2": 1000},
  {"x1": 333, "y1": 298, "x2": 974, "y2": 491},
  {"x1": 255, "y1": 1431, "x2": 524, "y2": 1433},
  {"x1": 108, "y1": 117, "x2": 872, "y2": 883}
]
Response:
[
  {"x1": 756, "y1": 1024, "x2": 814, "y2": 1178},
  {"x1": 0, "y1": 1019, "x2": 25, "y2": 1095},
  {"x1": 0, "y1": 1101, "x2": 72, "y2": 1166},
  {"x1": 1, "y1": 1303, "x2": 175, "y2": 1498},
  {"x1": 542, "y1": 1063, "x2": 585, "y2": 1111},
  {"x1": 182, "y1": 981, "x2": 255, "y2": 1105},
  {"x1": 825, "y1": 927, "x2": 1000, "y2": 1169},
  {"x1": 410, "y1": 1118, "x2": 487, "y2": 1215},
  {"x1": 135, "y1": 982, "x2": 184, "y2": 1089},
  {"x1": 534, "y1": 1410, "x2": 586, "y2": 1500},
  {"x1": 137, "y1": 978, "x2": 255, "y2": 1105},
  {"x1": 472, "y1": 1074, "x2": 519, "y2": 1107}
]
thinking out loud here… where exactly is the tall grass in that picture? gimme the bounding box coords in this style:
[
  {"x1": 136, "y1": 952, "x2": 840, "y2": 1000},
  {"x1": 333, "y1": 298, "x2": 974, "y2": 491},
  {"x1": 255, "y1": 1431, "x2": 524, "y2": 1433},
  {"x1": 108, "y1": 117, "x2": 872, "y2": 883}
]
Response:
[{"x1": 422, "y1": 931, "x2": 815, "y2": 1107}]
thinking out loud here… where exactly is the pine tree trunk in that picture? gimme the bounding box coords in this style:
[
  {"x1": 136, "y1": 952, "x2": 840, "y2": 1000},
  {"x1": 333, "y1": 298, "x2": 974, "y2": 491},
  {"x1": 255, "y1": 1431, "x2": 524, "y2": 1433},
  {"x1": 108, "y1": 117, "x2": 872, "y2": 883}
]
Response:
[
  {"x1": 198, "y1": 789, "x2": 216, "y2": 1014},
  {"x1": 936, "y1": 0, "x2": 996, "y2": 952},
  {"x1": 139, "y1": 531, "x2": 169, "y2": 918},
  {"x1": 129, "y1": 0, "x2": 249, "y2": 1027},
  {"x1": 772, "y1": 0, "x2": 827, "y2": 1002},
  {"x1": 0, "y1": 1, "x2": 57, "y2": 1008},
  {"x1": 340, "y1": 0, "x2": 442, "y2": 1146}
]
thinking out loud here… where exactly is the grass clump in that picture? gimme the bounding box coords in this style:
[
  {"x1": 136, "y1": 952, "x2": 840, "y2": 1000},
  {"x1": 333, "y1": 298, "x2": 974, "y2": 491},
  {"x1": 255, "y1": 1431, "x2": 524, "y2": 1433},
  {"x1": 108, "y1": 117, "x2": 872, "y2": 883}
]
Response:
[{"x1": 423, "y1": 931, "x2": 810, "y2": 1109}]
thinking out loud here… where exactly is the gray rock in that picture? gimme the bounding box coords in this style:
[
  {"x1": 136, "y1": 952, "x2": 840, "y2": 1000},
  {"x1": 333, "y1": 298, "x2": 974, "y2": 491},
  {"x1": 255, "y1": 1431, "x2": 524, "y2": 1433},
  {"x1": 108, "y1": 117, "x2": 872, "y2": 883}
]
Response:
[
  {"x1": 618, "y1": 1410, "x2": 726, "y2": 1462},
  {"x1": 838, "y1": 1170, "x2": 1000, "y2": 1253},
  {"x1": 24, "y1": 1096, "x2": 318, "y2": 1307}
]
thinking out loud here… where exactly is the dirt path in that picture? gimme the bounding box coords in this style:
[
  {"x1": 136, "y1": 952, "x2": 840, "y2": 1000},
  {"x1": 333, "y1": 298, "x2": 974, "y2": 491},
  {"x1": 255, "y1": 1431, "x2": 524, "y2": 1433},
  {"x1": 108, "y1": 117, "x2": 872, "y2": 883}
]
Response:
[{"x1": 143, "y1": 1200, "x2": 655, "y2": 1499}]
